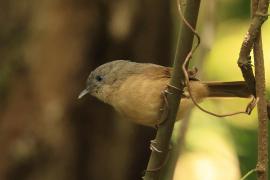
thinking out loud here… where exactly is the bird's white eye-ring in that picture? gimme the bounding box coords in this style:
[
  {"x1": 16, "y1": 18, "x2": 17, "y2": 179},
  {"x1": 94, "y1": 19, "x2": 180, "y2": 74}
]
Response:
[{"x1": 95, "y1": 75, "x2": 103, "y2": 82}]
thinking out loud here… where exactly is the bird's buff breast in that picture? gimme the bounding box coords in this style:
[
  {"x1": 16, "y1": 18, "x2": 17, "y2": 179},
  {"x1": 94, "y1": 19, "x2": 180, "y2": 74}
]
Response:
[{"x1": 111, "y1": 75, "x2": 168, "y2": 126}]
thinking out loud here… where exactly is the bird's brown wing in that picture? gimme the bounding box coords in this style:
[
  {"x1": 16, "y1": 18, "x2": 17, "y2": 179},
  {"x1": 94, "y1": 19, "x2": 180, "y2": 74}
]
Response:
[{"x1": 142, "y1": 65, "x2": 171, "y2": 79}]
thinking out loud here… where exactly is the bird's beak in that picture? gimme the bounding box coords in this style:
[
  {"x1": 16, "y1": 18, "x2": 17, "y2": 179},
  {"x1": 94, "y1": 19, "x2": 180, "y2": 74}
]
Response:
[{"x1": 78, "y1": 89, "x2": 89, "y2": 99}]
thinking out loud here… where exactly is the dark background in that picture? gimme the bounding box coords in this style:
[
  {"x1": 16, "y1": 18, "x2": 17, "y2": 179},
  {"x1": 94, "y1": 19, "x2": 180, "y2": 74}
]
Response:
[{"x1": 0, "y1": 0, "x2": 269, "y2": 180}]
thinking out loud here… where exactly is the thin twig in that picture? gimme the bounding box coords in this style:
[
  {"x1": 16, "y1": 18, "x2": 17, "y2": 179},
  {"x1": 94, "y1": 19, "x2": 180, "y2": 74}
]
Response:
[
  {"x1": 143, "y1": 0, "x2": 201, "y2": 179},
  {"x1": 164, "y1": 111, "x2": 192, "y2": 180},
  {"x1": 237, "y1": 0, "x2": 269, "y2": 96},
  {"x1": 251, "y1": 0, "x2": 269, "y2": 179},
  {"x1": 240, "y1": 168, "x2": 257, "y2": 180},
  {"x1": 254, "y1": 15, "x2": 269, "y2": 180}
]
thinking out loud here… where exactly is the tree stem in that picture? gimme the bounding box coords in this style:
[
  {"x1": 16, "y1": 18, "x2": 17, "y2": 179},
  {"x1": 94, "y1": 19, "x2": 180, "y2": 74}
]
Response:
[
  {"x1": 254, "y1": 29, "x2": 268, "y2": 180},
  {"x1": 250, "y1": 0, "x2": 269, "y2": 179},
  {"x1": 143, "y1": 0, "x2": 201, "y2": 179}
]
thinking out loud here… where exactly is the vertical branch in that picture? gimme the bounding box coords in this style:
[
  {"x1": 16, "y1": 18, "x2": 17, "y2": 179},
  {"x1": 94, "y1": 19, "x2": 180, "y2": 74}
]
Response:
[
  {"x1": 254, "y1": 32, "x2": 268, "y2": 180},
  {"x1": 251, "y1": 0, "x2": 269, "y2": 179},
  {"x1": 143, "y1": 0, "x2": 201, "y2": 179},
  {"x1": 163, "y1": 112, "x2": 192, "y2": 180},
  {"x1": 237, "y1": 0, "x2": 269, "y2": 96}
]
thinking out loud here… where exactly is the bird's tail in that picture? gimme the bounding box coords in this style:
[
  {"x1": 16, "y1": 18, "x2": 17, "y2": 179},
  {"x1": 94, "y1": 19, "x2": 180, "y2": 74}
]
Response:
[{"x1": 203, "y1": 81, "x2": 252, "y2": 98}]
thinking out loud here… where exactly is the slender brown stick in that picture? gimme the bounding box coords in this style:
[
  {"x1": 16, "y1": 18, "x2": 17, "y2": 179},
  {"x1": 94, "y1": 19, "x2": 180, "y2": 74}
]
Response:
[
  {"x1": 237, "y1": 0, "x2": 269, "y2": 96},
  {"x1": 252, "y1": 0, "x2": 269, "y2": 180},
  {"x1": 250, "y1": 0, "x2": 270, "y2": 120},
  {"x1": 162, "y1": 112, "x2": 192, "y2": 180},
  {"x1": 143, "y1": 0, "x2": 201, "y2": 179},
  {"x1": 254, "y1": 32, "x2": 268, "y2": 180},
  {"x1": 254, "y1": 25, "x2": 268, "y2": 180}
]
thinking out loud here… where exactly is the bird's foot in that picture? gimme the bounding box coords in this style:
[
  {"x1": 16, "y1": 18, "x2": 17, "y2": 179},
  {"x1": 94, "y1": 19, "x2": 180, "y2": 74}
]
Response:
[
  {"x1": 188, "y1": 67, "x2": 199, "y2": 80},
  {"x1": 150, "y1": 139, "x2": 163, "y2": 153}
]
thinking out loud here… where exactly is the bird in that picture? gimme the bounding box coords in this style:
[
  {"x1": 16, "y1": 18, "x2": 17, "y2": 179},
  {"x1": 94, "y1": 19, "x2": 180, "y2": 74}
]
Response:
[{"x1": 78, "y1": 60, "x2": 251, "y2": 126}]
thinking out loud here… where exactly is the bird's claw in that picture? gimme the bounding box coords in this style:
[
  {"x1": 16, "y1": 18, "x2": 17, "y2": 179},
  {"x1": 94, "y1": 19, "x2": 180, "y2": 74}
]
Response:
[
  {"x1": 150, "y1": 140, "x2": 163, "y2": 153},
  {"x1": 246, "y1": 97, "x2": 259, "y2": 114},
  {"x1": 164, "y1": 89, "x2": 173, "y2": 95},
  {"x1": 188, "y1": 67, "x2": 199, "y2": 80}
]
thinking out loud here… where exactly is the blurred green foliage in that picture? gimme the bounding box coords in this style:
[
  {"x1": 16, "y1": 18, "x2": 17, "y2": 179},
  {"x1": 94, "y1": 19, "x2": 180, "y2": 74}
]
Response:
[
  {"x1": 229, "y1": 125, "x2": 258, "y2": 180},
  {"x1": 218, "y1": 0, "x2": 250, "y2": 20}
]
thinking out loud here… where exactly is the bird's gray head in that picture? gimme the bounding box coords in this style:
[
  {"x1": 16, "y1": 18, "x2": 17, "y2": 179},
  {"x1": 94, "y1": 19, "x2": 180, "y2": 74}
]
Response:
[{"x1": 78, "y1": 60, "x2": 140, "y2": 102}]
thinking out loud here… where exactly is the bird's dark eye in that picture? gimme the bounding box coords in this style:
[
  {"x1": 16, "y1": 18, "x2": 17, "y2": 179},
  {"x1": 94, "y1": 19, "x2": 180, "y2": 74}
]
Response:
[{"x1": 95, "y1": 75, "x2": 103, "y2": 82}]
